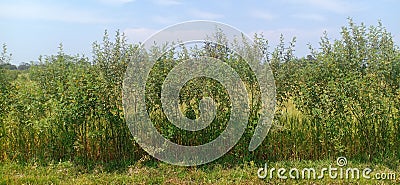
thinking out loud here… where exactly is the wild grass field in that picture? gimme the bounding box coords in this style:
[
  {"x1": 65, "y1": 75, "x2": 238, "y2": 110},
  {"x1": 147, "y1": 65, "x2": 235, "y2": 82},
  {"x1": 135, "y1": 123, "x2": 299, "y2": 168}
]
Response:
[
  {"x1": 0, "y1": 19, "x2": 399, "y2": 184},
  {"x1": 1, "y1": 159, "x2": 399, "y2": 184}
]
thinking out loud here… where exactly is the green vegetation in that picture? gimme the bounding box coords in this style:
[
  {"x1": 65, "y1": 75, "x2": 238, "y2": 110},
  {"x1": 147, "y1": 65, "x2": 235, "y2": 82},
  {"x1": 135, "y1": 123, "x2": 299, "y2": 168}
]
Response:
[
  {"x1": 1, "y1": 160, "x2": 399, "y2": 184},
  {"x1": 0, "y1": 19, "x2": 399, "y2": 183}
]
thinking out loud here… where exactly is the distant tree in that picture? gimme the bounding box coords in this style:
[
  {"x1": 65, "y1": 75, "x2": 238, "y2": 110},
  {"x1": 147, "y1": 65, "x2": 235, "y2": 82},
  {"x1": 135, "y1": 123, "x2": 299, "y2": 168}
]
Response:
[
  {"x1": 17, "y1": 62, "x2": 31, "y2": 70},
  {"x1": 0, "y1": 64, "x2": 17, "y2": 70}
]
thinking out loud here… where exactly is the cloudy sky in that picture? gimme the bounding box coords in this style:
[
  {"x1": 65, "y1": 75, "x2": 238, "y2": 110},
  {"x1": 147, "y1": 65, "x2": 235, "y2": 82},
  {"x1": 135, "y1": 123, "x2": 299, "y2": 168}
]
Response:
[{"x1": 0, "y1": 0, "x2": 398, "y2": 65}]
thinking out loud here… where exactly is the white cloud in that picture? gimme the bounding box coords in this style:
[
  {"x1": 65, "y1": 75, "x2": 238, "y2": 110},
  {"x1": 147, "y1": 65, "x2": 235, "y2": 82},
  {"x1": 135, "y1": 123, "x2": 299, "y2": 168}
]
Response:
[
  {"x1": 153, "y1": 0, "x2": 181, "y2": 6},
  {"x1": 152, "y1": 15, "x2": 179, "y2": 25},
  {"x1": 0, "y1": 2, "x2": 114, "y2": 24},
  {"x1": 97, "y1": 0, "x2": 135, "y2": 5},
  {"x1": 190, "y1": 9, "x2": 224, "y2": 20},
  {"x1": 124, "y1": 27, "x2": 209, "y2": 45},
  {"x1": 124, "y1": 22, "x2": 238, "y2": 46},
  {"x1": 292, "y1": 13, "x2": 325, "y2": 21},
  {"x1": 124, "y1": 28, "x2": 158, "y2": 43},
  {"x1": 250, "y1": 11, "x2": 277, "y2": 21},
  {"x1": 283, "y1": 0, "x2": 361, "y2": 14},
  {"x1": 305, "y1": 0, "x2": 351, "y2": 13}
]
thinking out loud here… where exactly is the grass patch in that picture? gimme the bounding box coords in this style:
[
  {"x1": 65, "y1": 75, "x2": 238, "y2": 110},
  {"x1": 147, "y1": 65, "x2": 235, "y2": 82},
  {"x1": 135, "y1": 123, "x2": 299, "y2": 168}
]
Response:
[{"x1": 1, "y1": 158, "x2": 399, "y2": 184}]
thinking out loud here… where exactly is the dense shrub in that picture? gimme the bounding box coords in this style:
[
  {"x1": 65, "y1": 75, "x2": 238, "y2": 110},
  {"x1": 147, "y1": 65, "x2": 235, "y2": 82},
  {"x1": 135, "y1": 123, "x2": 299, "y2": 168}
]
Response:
[{"x1": 0, "y1": 20, "x2": 399, "y2": 166}]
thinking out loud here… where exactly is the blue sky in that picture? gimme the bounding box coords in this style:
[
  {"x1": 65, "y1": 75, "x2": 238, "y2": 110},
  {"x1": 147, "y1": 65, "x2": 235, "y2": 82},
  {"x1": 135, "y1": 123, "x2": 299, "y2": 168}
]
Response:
[{"x1": 0, "y1": 0, "x2": 398, "y2": 65}]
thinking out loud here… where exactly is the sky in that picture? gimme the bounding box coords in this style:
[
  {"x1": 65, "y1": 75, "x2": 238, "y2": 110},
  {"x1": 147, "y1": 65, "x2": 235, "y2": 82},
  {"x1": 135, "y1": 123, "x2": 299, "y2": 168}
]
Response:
[{"x1": 0, "y1": 0, "x2": 399, "y2": 65}]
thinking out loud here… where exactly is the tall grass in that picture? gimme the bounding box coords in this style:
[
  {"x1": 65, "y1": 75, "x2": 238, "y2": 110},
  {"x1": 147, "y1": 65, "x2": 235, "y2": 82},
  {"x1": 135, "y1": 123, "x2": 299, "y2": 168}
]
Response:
[{"x1": 0, "y1": 20, "x2": 399, "y2": 166}]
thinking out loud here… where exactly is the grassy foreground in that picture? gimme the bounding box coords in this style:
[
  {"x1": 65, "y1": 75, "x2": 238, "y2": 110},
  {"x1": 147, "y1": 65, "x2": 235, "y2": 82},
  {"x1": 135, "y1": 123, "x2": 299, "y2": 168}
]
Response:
[{"x1": 1, "y1": 158, "x2": 399, "y2": 184}]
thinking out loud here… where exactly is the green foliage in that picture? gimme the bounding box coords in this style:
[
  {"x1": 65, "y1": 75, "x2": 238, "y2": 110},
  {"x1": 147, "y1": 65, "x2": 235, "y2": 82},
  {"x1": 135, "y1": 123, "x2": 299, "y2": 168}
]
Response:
[
  {"x1": 273, "y1": 19, "x2": 400, "y2": 161},
  {"x1": 0, "y1": 43, "x2": 12, "y2": 65},
  {"x1": 0, "y1": 19, "x2": 399, "y2": 167},
  {"x1": 0, "y1": 68, "x2": 8, "y2": 152},
  {"x1": 1, "y1": 33, "x2": 138, "y2": 164}
]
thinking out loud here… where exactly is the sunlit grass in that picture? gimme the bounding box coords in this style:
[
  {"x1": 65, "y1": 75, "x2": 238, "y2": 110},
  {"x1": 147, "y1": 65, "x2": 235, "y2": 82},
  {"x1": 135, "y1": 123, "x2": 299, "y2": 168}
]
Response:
[{"x1": 1, "y1": 159, "x2": 398, "y2": 184}]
